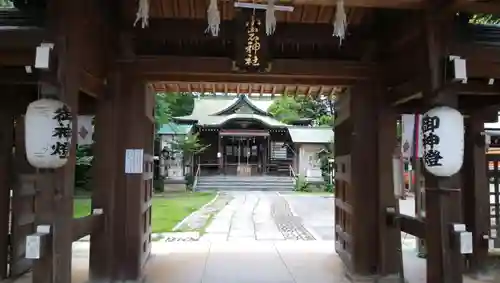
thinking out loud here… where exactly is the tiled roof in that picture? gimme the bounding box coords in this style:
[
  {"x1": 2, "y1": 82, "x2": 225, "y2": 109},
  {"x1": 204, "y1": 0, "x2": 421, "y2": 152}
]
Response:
[
  {"x1": 287, "y1": 126, "x2": 333, "y2": 144},
  {"x1": 157, "y1": 123, "x2": 193, "y2": 135},
  {"x1": 175, "y1": 95, "x2": 274, "y2": 121},
  {"x1": 197, "y1": 114, "x2": 287, "y2": 127}
]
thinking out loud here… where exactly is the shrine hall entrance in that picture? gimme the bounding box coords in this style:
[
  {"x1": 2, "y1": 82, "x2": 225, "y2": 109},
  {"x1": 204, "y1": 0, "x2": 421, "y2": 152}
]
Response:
[{"x1": 221, "y1": 134, "x2": 267, "y2": 176}]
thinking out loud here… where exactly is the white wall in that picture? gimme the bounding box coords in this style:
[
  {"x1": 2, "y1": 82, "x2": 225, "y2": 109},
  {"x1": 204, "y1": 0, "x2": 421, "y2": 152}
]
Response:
[{"x1": 298, "y1": 144, "x2": 324, "y2": 182}]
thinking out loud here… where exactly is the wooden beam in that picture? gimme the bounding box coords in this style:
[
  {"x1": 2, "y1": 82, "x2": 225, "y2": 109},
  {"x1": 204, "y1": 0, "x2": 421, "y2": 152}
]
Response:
[
  {"x1": 134, "y1": 19, "x2": 343, "y2": 45},
  {"x1": 388, "y1": 75, "x2": 500, "y2": 105},
  {"x1": 450, "y1": 43, "x2": 500, "y2": 63},
  {"x1": 385, "y1": 52, "x2": 500, "y2": 104},
  {"x1": 129, "y1": 56, "x2": 375, "y2": 86},
  {"x1": 0, "y1": 49, "x2": 35, "y2": 66},
  {"x1": 227, "y1": 0, "x2": 424, "y2": 9},
  {"x1": 0, "y1": 27, "x2": 46, "y2": 49},
  {"x1": 388, "y1": 213, "x2": 426, "y2": 238},
  {"x1": 80, "y1": 70, "x2": 106, "y2": 98},
  {"x1": 0, "y1": 67, "x2": 39, "y2": 84},
  {"x1": 299, "y1": 0, "x2": 500, "y2": 13},
  {"x1": 71, "y1": 214, "x2": 105, "y2": 242}
]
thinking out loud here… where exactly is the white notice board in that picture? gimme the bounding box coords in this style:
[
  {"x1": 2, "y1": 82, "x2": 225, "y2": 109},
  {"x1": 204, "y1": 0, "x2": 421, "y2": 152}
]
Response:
[{"x1": 125, "y1": 149, "x2": 144, "y2": 174}]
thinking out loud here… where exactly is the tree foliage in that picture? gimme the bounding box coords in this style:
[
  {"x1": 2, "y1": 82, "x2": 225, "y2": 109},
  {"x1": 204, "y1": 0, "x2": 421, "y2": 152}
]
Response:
[
  {"x1": 268, "y1": 95, "x2": 335, "y2": 126},
  {"x1": 469, "y1": 14, "x2": 500, "y2": 25},
  {"x1": 155, "y1": 92, "x2": 194, "y2": 137},
  {"x1": 169, "y1": 132, "x2": 209, "y2": 163},
  {"x1": 0, "y1": 0, "x2": 13, "y2": 8}
]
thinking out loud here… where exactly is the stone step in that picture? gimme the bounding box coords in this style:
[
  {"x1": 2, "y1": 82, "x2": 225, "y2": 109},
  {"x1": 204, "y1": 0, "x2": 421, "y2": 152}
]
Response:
[
  {"x1": 197, "y1": 183, "x2": 293, "y2": 188},
  {"x1": 198, "y1": 179, "x2": 294, "y2": 182},
  {"x1": 196, "y1": 176, "x2": 295, "y2": 191},
  {"x1": 196, "y1": 186, "x2": 293, "y2": 191},
  {"x1": 197, "y1": 184, "x2": 293, "y2": 189}
]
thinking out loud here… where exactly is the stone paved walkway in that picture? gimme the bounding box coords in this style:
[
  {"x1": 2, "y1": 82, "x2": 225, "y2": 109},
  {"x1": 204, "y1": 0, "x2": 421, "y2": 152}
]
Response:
[
  {"x1": 9, "y1": 192, "x2": 498, "y2": 283},
  {"x1": 200, "y1": 191, "x2": 315, "y2": 242}
]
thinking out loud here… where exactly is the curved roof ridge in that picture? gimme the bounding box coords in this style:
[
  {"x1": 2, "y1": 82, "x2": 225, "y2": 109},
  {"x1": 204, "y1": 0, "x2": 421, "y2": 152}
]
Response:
[{"x1": 212, "y1": 94, "x2": 269, "y2": 116}]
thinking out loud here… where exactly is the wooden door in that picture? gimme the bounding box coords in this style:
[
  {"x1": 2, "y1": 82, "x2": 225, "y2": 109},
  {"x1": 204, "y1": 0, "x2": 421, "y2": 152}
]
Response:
[
  {"x1": 333, "y1": 93, "x2": 353, "y2": 267},
  {"x1": 140, "y1": 154, "x2": 153, "y2": 268},
  {"x1": 9, "y1": 118, "x2": 35, "y2": 276}
]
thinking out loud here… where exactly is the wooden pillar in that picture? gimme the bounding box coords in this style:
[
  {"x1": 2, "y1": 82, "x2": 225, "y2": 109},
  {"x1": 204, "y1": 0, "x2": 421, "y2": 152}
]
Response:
[
  {"x1": 336, "y1": 82, "x2": 400, "y2": 280},
  {"x1": 11, "y1": 97, "x2": 36, "y2": 278},
  {"x1": 462, "y1": 110, "x2": 490, "y2": 274},
  {"x1": 110, "y1": 70, "x2": 153, "y2": 281},
  {"x1": 376, "y1": 89, "x2": 403, "y2": 278},
  {"x1": 0, "y1": 97, "x2": 14, "y2": 279},
  {"x1": 350, "y1": 83, "x2": 378, "y2": 277},
  {"x1": 89, "y1": 76, "x2": 119, "y2": 280},
  {"x1": 422, "y1": 2, "x2": 464, "y2": 282}
]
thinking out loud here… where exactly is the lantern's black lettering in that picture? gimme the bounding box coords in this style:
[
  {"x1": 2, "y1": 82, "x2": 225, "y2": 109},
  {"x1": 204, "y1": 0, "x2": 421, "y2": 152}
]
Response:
[
  {"x1": 51, "y1": 141, "x2": 70, "y2": 158},
  {"x1": 53, "y1": 106, "x2": 72, "y2": 122},
  {"x1": 52, "y1": 125, "x2": 71, "y2": 139},
  {"x1": 52, "y1": 106, "x2": 72, "y2": 139},
  {"x1": 422, "y1": 132, "x2": 440, "y2": 148},
  {"x1": 423, "y1": 149, "x2": 443, "y2": 167},
  {"x1": 421, "y1": 114, "x2": 443, "y2": 167},
  {"x1": 51, "y1": 105, "x2": 72, "y2": 158},
  {"x1": 422, "y1": 115, "x2": 440, "y2": 133}
]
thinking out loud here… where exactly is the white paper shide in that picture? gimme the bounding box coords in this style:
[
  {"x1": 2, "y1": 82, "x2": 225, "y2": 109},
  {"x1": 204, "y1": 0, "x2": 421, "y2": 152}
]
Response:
[
  {"x1": 421, "y1": 106, "x2": 464, "y2": 177},
  {"x1": 25, "y1": 99, "x2": 73, "y2": 168}
]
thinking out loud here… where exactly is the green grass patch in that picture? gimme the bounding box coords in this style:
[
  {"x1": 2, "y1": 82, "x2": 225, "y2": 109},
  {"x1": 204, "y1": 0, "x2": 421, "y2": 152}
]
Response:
[
  {"x1": 72, "y1": 192, "x2": 216, "y2": 233},
  {"x1": 74, "y1": 199, "x2": 92, "y2": 218},
  {"x1": 151, "y1": 192, "x2": 215, "y2": 233}
]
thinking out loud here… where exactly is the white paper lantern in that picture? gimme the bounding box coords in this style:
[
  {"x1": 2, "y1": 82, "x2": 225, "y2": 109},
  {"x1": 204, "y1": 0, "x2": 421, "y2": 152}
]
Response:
[
  {"x1": 421, "y1": 106, "x2": 464, "y2": 177},
  {"x1": 25, "y1": 98, "x2": 73, "y2": 168}
]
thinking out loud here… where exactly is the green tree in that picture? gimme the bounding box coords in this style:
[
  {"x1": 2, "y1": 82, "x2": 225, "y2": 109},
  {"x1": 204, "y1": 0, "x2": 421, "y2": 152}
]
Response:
[
  {"x1": 317, "y1": 140, "x2": 334, "y2": 192},
  {"x1": 169, "y1": 132, "x2": 209, "y2": 168},
  {"x1": 268, "y1": 95, "x2": 335, "y2": 126},
  {"x1": 267, "y1": 96, "x2": 301, "y2": 123},
  {"x1": 0, "y1": 0, "x2": 13, "y2": 8},
  {"x1": 469, "y1": 14, "x2": 500, "y2": 25},
  {"x1": 155, "y1": 92, "x2": 194, "y2": 138}
]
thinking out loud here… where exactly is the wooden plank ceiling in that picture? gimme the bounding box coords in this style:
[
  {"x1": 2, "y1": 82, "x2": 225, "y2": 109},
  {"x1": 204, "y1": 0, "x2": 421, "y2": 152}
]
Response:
[
  {"x1": 150, "y1": 82, "x2": 341, "y2": 96},
  {"x1": 149, "y1": 0, "x2": 368, "y2": 25}
]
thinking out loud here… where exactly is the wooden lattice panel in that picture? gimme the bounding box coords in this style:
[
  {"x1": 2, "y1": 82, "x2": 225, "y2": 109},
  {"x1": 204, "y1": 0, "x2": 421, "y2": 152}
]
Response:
[
  {"x1": 141, "y1": 154, "x2": 154, "y2": 268},
  {"x1": 9, "y1": 119, "x2": 34, "y2": 277},
  {"x1": 488, "y1": 157, "x2": 500, "y2": 249},
  {"x1": 334, "y1": 154, "x2": 352, "y2": 264},
  {"x1": 333, "y1": 91, "x2": 353, "y2": 268}
]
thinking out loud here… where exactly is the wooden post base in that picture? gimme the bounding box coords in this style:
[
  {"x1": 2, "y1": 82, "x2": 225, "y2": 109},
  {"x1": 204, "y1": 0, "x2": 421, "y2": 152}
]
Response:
[{"x1": 345, "y1": 272, "x2": 406, "y2": 283}]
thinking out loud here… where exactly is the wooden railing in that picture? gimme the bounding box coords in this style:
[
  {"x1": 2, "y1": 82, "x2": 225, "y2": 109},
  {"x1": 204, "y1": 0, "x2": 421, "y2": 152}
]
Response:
[{"x1": 71, "y1": 212, "x2": 105, "y2": 242}]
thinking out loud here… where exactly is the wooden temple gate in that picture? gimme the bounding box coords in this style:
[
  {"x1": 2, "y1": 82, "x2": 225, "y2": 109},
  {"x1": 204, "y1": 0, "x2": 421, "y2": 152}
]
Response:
[{"x1": 1, "y1": 0, "x2": 500, "y2": 283}]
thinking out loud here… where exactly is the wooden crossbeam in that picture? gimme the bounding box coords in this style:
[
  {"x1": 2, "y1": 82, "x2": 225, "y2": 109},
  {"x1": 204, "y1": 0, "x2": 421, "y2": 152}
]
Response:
[
  {"x1": 388, "y1": 74, "x2": 500, "y2": 106},
  {"x1": 71, "y1": 214, "x2": 104, "y2": 242},
  {"x1": 0, "y1": 49, "x2": 35, "y2": 66},
  {"x1": 128, "y1": 56, "x2": 375, "y2": 86},
  {"x1": 0, "y1": 67, "x2": 39, "y2": 84},
  {"x1": 80, "y1": 70, "x2": 106, "y2": 98},
  {"x1": 134, "y1": 19, "x2": 345, "y2": 45},
  {"x1": 0, "y1": 27, "x2": 46, "y2": 49}
]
